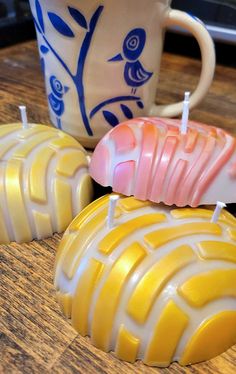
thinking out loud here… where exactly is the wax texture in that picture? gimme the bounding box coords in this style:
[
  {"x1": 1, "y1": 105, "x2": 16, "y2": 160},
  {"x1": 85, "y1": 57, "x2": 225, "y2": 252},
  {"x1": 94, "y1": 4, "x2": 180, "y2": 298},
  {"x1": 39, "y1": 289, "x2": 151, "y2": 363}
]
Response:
[
  {"x1": 89, "y1": 117, "x2": 236, "y2": 206},
  {"x1": 54, "y1": 195, "x2": 236, "y2": 367},
  {"x1": 0, "y1": 124, "x2": 93, "y2": 243}
]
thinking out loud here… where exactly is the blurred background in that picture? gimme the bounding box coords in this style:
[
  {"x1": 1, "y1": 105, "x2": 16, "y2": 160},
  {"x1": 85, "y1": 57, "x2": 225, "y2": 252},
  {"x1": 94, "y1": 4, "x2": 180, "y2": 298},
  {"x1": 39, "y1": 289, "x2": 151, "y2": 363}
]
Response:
[
  {"x1": 172, "y1": 0, "x2": 236, "y2": 44},
  {"x1": 0, "y1": 0, "x2": 235, "y2": 65}
]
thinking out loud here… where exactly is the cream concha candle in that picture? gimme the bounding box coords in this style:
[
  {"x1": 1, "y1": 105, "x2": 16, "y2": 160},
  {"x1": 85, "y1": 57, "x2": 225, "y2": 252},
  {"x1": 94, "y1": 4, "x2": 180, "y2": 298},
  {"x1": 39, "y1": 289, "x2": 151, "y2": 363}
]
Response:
[
  {"x1": 89, "y1": 118, "x2": 236, "y2": 207},
  {"x1": 54, "y1": 195, "x2": 236, "y2": 367},
  {"x1": 0, "y1": 123, "x2": 93, "y2": 244}
]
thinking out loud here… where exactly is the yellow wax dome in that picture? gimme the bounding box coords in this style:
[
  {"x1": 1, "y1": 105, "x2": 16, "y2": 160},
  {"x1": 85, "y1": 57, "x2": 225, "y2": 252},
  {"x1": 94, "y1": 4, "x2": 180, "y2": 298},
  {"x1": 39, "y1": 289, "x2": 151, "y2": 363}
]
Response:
[
  {"x1": 0, "y1": 124, "x2": 93, "y2": 243},
  {"x1": 54, "y1": 195, "x2": 236, "y2": 367}
]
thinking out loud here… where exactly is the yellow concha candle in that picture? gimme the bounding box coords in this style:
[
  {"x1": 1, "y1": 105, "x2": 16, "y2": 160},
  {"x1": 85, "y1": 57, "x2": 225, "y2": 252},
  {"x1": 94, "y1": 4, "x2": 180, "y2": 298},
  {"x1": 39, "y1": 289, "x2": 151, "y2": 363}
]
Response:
[
  {"x1": 0, "y1": 123, "x2": 93, "y2": 244},
  {"x1": 55, "y1": 195, "x2": 236, "y2": 367}
]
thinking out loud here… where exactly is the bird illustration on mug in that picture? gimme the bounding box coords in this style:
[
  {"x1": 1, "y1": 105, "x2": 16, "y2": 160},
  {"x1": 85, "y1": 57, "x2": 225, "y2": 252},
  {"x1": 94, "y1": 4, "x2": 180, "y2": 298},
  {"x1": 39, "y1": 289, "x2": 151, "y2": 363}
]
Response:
[
  {"x1": 109, "y1": 28, "x2": 153, "y2": 94},
  {"x1": 48, "y1": 75, "x2": 69, "y2": 129}
]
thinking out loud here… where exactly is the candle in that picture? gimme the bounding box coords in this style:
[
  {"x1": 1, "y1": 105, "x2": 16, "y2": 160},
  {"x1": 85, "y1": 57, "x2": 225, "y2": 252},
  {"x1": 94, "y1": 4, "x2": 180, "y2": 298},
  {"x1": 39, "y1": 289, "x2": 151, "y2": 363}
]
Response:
[
  {"x1": 19, "y1": 105, "x2": 29, "y2": 129},
  {"x1": 181, "y1": 92, "x2": 190, "y2": 135},
  {"x1": 107, "y1": 195, "x2": 120, "y2": 229},
  {"x1": 0, "y1": 113, "x2": 93, "y2": 244},
  {"x1": 54, "y1": 194, "x2": 236, "y2": 367},
  {"x1": 211, "y1": 201, "x2": 227, "y2": 223},
  {"x1": 89, "y1": 117, "x2": 236, "y2": 207}
]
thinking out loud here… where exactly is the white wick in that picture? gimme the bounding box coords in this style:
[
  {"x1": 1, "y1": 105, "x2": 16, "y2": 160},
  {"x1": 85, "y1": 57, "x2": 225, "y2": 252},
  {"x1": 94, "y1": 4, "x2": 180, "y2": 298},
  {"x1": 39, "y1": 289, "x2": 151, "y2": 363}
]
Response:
[
  {"x1": 211, "y1": 201, "x2": 226, "y2": 223},
  {"x1": 181, "y1": 92, "x2": 190, "y2": 135},
  {"x1": 19, "y1": 105, "x2": 28, "y2": 129},
  {"x1": 107, "y1": 195, "x2": 119, "y2": 229},
  {"x1": 86, "y1": 155, "x2": 91, "y2": 165}
]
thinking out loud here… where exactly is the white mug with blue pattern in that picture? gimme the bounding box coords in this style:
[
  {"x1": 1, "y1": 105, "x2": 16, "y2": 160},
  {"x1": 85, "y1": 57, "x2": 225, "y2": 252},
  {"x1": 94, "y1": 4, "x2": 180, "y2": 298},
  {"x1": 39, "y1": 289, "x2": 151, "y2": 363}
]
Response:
[{"x1": 29, "y1": 0, "x2": 215, "y2": 148}]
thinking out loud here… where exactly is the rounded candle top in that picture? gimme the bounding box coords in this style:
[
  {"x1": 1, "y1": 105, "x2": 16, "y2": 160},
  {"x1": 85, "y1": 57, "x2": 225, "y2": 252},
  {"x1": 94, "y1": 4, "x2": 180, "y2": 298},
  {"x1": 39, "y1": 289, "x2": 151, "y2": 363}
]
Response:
[
  {"x1": 0, "y1": 123, "x2": 93, "y2": 244},
  {"x1": 54, "y1": 194, "x2": 236, "y2": 367},
  {"x1": 89, "y1": 117, "x2": 236, "y2": 207}
]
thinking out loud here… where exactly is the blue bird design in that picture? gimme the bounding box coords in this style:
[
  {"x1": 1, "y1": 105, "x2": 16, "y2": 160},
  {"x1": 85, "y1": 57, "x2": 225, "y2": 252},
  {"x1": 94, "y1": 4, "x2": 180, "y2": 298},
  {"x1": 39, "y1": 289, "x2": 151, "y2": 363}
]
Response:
[
  {"x1": 48, "y1": 75, "x2": 69, "y2": 129},
  {"x1": 48, "y1": 93, "x2": 64, "y2": 117},
  {"x1": 124, "y1": 61, "x2": 153, "y2": 89},
  {"x1": 109, "y1": 28, "x2": 153, "y2": 93}
]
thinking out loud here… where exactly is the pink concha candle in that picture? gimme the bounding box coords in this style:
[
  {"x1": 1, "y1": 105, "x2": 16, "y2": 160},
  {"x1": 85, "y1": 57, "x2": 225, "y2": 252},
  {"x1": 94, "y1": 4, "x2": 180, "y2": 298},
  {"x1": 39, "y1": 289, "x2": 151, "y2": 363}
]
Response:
[{"x1": 89, "y1": 118, "x2": 236, "y2": 207}]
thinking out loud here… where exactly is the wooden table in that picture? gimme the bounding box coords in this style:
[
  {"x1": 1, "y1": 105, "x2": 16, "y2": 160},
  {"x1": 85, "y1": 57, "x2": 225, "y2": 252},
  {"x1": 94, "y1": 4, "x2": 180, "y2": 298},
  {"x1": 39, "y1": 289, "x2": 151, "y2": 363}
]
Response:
[{"x1": 0, "y1": 41, "x2": 236, "y2": 374}]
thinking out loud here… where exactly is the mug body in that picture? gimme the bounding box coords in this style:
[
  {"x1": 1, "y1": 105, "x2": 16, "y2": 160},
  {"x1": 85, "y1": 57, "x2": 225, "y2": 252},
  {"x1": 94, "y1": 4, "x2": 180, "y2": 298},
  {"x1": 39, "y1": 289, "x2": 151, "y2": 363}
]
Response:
[{"x1": 29, "y1": 0, "x2": 171, "y2": 147}]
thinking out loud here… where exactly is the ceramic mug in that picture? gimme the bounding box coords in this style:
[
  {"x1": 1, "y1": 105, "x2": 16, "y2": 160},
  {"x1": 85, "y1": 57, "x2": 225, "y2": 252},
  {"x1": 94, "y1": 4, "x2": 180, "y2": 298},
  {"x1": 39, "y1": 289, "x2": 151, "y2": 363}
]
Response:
[{"x1": 30, "y1": 0, "x2": 215, "y2": 148}]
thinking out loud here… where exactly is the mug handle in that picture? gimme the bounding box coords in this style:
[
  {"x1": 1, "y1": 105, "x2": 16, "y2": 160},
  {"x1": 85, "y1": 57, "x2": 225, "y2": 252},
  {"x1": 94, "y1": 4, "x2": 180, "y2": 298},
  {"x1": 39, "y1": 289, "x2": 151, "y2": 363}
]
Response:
[{"x1": 150, "y1": 9, "x2": 216, "y2": 117}]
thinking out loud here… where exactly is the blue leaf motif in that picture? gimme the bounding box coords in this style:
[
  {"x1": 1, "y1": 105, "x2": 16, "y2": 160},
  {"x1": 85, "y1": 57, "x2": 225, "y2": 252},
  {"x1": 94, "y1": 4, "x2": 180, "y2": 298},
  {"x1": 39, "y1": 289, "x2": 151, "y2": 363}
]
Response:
[
  {"x1": 40, "y1": 45, "x2": 49, "y2": 54},
  {"x1": 120, "y1": 104, "x2": 133, "y2": 119},
  {"x1": 103, "y1": 111, "x2": 119, "y2": 127},
  {"x1": 48, "y1": 12, "x2": 75, "y2": 37},
  {"x1": 68, "y1": 7, "x2": 88, "y2": 29},
  {"x1": 35, "y1": 0, "x2": 45, "y2": 33},
  {"x1": 137, "y1": 100, "x2": 144, "y2": 109}
]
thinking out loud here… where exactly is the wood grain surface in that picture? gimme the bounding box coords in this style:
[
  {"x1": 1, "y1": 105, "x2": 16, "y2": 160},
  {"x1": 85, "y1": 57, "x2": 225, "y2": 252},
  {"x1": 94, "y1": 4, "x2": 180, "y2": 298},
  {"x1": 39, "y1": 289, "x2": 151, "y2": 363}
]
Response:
[{"x1": 0, "y1": 41, "x2": 236, "y2": 374}]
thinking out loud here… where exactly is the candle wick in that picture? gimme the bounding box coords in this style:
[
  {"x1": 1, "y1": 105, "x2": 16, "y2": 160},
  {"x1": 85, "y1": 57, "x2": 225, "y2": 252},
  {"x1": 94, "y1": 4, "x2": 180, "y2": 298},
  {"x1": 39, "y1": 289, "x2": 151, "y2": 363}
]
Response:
[
  {"x1": 86, "y1": 155, "x2": 91, "y2": 165},
  {"x1": 181, "y1": 91, "x2": 190, "y2": 135},
  {"x1": 19, "y1": 105, "x2": 29, "y2": 129},
  {"x1": 211, "y1": 201, "x2": 226, "y2": 223},
  {"x1": 107, "y1": 195, "x2": 119, "y2": 229}
]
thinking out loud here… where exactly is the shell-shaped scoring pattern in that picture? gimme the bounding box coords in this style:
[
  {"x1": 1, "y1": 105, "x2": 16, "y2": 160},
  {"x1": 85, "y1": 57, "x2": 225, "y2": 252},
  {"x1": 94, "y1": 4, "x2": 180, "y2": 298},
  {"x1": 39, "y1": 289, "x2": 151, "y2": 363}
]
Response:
[
  {"x1": 55, "y1": 195, "x2": 236, "y2": 367},
  {"x1": 89, "y1": 118, "x2": 236, "y2": 207},
  {"x1": 0, "y1": 124, "x2": 93, "y2": 244}
]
